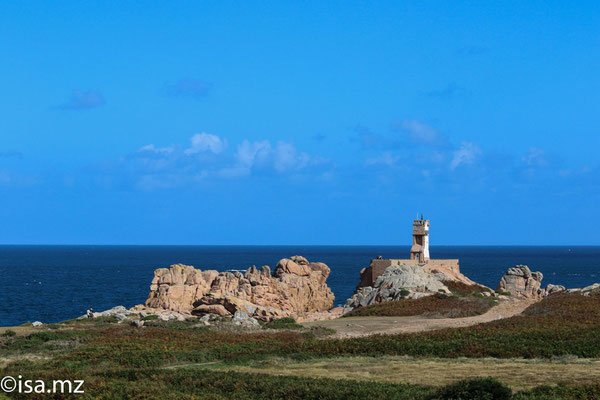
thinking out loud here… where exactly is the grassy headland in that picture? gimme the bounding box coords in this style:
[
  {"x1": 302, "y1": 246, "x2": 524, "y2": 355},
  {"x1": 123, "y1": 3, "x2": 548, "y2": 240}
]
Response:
[{"x1": 1, "y1": 293, "x2": 600, "y2": 399}]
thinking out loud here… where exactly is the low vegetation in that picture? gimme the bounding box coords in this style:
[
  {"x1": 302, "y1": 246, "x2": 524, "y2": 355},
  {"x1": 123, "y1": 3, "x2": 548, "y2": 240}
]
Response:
[
  {"x1": 2, "y1": 293, "x2": 600, "y2": 398},
  {"x1": 321, "y1": 293, "x2": 600, "y2": 359},
  {"x1": 263, "y1": 317, "x2": 303, "y2": 330},
  {"x1": 430, "y1": 377, "x2": 512, "y2": 400},
  {"x1": 1, "y1": 330, "x2": 92, "y2": 356},
  {"x1": 344, "y1": 281, "x2": 497, "y2": 318},
  {"x1": 443, "y1": 280, "x2": 492, "y2": 296},
  {"x1": 211, "y1": 355, "x2": 600, "y2": 390},
  {"x1": 344, "y1": 293, "x2": 496, "y2": 318},
  {"x1": 5, "y1": 363, "x2": 600, "y2": 399}
]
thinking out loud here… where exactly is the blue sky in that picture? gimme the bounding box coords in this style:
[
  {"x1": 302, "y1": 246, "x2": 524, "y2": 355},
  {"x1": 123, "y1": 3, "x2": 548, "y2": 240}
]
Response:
[{"x1": 1, "y1": 1, "x2": 599, "y2": 245}]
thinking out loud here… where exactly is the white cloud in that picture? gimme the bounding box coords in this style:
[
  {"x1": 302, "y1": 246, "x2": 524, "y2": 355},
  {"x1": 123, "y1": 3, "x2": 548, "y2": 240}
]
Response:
[
  {"x1": 230, "y1": 140, "x2": 316, "y2": 173},
  {"x1": 235, "y1": 140, "x2": 272, "y2": 167},
  {"x1": 450, "y1": 142, "x2": 482, "y2": 170},
  {"x1": 138, "y1": 144, "x2": 175, "y2": 154},
  {"x1": 522, "y1": 147, "x2": 549, "y2": 167},
  {"x1": 98, "y1": 133, "x2": 329, "y2": 189},
  {"x1": 184, "y1": 133, "x2": 227, "y2": 155},
  {"x1": 273, "y1": 141, "x2": 309, "y2": 172},
  {"x1": 394, "y1": 120, "x2": 446, "y2": 146}
]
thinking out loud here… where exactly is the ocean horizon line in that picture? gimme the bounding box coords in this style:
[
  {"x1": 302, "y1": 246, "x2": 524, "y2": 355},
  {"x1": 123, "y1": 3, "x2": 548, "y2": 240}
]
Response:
[{"x1": 1, "y1": 244, "x2": 599, "y2": 248}]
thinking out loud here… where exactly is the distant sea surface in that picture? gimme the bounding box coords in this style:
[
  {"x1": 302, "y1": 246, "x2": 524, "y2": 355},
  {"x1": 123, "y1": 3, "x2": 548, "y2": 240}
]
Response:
[{"x1": 1, "y1": 245, "x2": 599, "y2": 326}]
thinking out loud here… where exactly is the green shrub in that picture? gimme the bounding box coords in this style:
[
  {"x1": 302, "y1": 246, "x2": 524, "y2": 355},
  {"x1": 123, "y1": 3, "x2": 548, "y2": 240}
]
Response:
[
  {"x1": 497, "y1": 291, "x2": 511, "y2": 296},
  {"x1": 399, "y1": 289, "x2": 410, "y2": 297},
  {"x1": 2, "y1": 329, "x2": 16, "y2": 337},
  {"x1": 513, "y1": 383, "x2": 600, "y2": 399},
  {"x1": 142, "y1": 319, "x2": 200, "y2": 330},
  {"x1": 264, "y1": 317, "x2": 303, "y2": 330},
  {"x1": 3, "y1": 330, "x2": 91, "y2": 353},
  {"x1": 141, "y1": 315, "x2": 159, "y2": 321},
  {"x1": 63, "y1": 315, "x2": 120, "y2": 324},
  {"x1": 430, "y1": 377, "x2": 512, "y2": 400},
  {"x1": 275, "y1": 317, "x2": 296, "y2": 324},
  {"x1": 301, "y1": 326, "x2": 337, "y2": 339}
]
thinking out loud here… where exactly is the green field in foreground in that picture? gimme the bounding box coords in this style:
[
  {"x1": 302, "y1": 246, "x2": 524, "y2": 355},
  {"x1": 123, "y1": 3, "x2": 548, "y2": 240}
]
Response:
[{"x1": 1, "y1": 293, "x2": 600, "y2": 399}]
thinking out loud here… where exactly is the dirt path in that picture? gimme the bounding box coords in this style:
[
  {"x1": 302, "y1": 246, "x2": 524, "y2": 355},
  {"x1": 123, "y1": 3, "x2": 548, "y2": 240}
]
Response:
[{"x1": 302, "y1": 299, "x2": 537, "y2": 338}]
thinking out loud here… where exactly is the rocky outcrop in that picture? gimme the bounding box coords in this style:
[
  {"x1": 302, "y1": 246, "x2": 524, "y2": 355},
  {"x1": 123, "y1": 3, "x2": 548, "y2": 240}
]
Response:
[
  {"x1": 344, "y1": 264, "x2": 451, "y2": 313},
  {"x1": 496, "y1": 265, "x2": 544, "y2": 299},
  {"x1": 545, "y1": 283, "x2": 566, "y2": 296},
  {"x1": 145, "y1": 264, "x2": 219, "y2": 313},
  {"x1": 144, "y1": 256, "x2": 334, "y2": 321},
  {"x1": 79, "y1": 304, "x2": 190, "y2": 322},
  {"x1": 566, "y1": 283, "x2": 600, "y2": 296}
]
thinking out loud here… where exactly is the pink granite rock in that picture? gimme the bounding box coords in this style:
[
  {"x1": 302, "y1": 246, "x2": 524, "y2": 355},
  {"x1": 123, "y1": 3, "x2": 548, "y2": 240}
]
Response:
[
  {"x1": 145, "y1": 256, "x2": 334, "y2": 321},
  {"x1": 496, "y1": 265, "x2": 544, "y2": 299}
]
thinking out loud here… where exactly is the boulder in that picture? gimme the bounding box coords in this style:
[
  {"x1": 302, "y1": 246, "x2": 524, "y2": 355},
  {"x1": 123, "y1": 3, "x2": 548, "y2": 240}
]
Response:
[
  {"x1": 82, "y1": 305, "x2": 131, "y2": 320},
  {"x1": 307, "y1": 262, "x2": 331, "y2": 283},
  {"x1": 545, "y1": 284, "x2": 566, "y2": 296},
  {"x1": 99, "y1": 305, "x2": 127, "y2": 316},
  {"x1": 145, "y1": 256, "x2": 334, "y2": 321},
  {"x1": 344, "y1": 264, "x2": 450, "y2": 312},
  {"x1": 274, "y1": 258, "x2": 312, "y2": 277},
  {"x1": 192, "y1": 304, "x2": 230, "y2": 317},
  {"x1": 582, "y1": 283, "x2": 600, "y2": 293},
  {"x1": 572, "y1": 283, "x2": 600, "y2": 296},
  {"x1": 199, "y1": 313, "x2": 221, "y2": 323},
  {"x1": 290, "y1": 255, "x2": 309, "y2": 265},
  {"x1": 496, "y1": 265, "x2": 544, "y2": 299},
  {"x1": 114, "y1": 313, "x2": 128, "y2": 322},
  {"x1": 131, "y1": 320, "x2": 144, "y2": 328},
  {"x1": 232, "y1": 310, "x2": 260, "y2": 327},
  {"x1": 32, "y1": 321, "x2": 43, "y2": 327},
  {"x1": 158, "y1": 313, "x2": 177, "y2": 321}
]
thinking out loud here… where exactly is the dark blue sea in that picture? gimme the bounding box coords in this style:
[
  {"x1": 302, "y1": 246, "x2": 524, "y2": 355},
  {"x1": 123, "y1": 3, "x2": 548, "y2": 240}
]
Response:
[{"x1": 1, "y1": 245, "x2": 599, "y2": 326}]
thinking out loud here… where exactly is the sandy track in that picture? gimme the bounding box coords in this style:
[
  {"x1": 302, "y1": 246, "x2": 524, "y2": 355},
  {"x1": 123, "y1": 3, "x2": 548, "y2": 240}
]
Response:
[{"x1": 302, "y1": 299, "x2": 538, "y2": 338}]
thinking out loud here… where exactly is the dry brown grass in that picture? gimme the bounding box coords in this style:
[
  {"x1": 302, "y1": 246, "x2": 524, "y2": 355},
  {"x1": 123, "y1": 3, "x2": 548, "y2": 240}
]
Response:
[
  {"x1": 0, "y1": 326, "x2": 40, "y2": 336},
  {"x1": 0, "y1": 353, "x2": 52, "y2": 369},
  {"x1": 443, "y1": 280, "x2": 491, "y2": 295},
  {"x1": 207, "y1": 356, "x2": 600, "y2": 390}
]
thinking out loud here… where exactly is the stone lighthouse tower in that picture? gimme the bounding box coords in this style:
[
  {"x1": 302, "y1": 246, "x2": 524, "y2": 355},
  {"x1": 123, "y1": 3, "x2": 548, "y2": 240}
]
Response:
[{"x1": 410, "y1": 215, "x2": 430, "y2": 264}]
